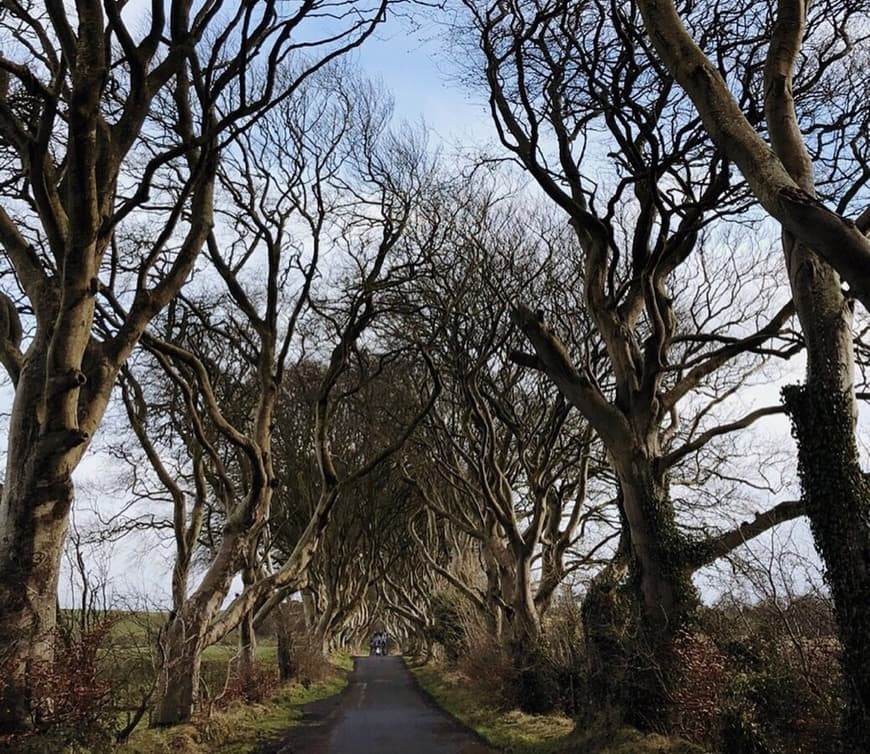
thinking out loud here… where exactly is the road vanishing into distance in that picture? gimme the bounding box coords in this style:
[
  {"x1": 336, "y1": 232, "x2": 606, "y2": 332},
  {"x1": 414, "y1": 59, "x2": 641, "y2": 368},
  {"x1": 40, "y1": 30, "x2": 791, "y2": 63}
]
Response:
[{"x1": 259, "y1": 656, "x2": 497, "y2": 754}]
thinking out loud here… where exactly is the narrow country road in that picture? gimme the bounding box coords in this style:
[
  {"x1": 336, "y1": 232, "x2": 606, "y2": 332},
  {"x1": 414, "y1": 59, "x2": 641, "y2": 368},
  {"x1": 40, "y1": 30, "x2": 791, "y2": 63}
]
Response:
[{"x1": 259, "y1": 656, "x2": 498, "y2": 754}]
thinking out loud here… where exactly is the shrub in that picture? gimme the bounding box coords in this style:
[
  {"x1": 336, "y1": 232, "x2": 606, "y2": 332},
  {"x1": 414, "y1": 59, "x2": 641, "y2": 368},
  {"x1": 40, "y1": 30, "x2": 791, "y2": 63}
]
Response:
[
  {"x1": 429, "y1": 593, "x2": 467, "y2": 660},
  {"x1": 705, "y1": 597, "x2": 844, "y2": 754},
  {"x1": 288, "y1": 640, "x2": 333, "y2": 686},
  {"x1": 717, "y1": 638, "x2": 842, "y2": 754},
  {"x1": 543, "y1": 596, "x2": 587, "y2": 715},
  {"x1": 450, "y1": 593, "x2": 588, "y2": 716},
  {"x1": 0, "y1": 618, "x2": 119, "y2": 753},
  {"x1": 219, "y1": 662, "x2": 280, "y2": 706},
  {"x1": 670, "y1": 630, "x2": 729, "y2": 744},
  {"x1": 508, "y1": 641, "x2": 562, "y2": 714},
  {"x1": 455, "y1": 631, "x2": 513, "y2": 707}
]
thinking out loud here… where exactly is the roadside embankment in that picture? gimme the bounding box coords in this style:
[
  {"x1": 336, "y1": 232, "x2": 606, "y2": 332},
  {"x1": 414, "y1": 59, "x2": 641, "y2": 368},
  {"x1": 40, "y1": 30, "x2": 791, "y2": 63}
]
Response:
[{"x1": 410, "y1": 663, "x2": 706, "y2": 754}]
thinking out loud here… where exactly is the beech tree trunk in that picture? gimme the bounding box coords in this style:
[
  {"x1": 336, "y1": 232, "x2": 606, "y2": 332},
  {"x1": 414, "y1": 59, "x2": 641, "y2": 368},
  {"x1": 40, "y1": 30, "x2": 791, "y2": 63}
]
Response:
[
  {"x1": 507, "y1": 555, "x2": 551, "y2": 714},
  {"x1": 155, "y1": 616, "x2": 205, "y2": 727},
  {"x1": 783, "y1": 242, "x2": 870, "y2": 749},
  {"x1": 481, "y1": 543, "x2": 505, "y2": 640},
  {"x1": 0, "y1": 480, "x2": 73, "y2": 729},
  {"x1": 787, "y1": 382, "x2": 870, "y2": 749},
  {"x1": 301, "y1": 588, "x2": 317, "y2": 631},
  {"x1": 313, "y1": 591, "x2": 337, "y2": 656},
  {"x1": 153, "y1": 528, "x2": 251, "y2": 724},
  {"x1": 618, "y1": 472, "x2": 693, "y2": 633},
  {"x1": 505, "y1": 544, "x2": 541, "y2": 647},
  {"x1": 581, "y1": 549, "x2": 631, "y2": 711},
  {"x1": 275, "y1": 603, "x2": 295, "y2": 681},
  {"x1": 239, "y1": 610, "x2": 256, "y2": 680},
  {"x1": 586, "y1": 461, "x2": 696, "y2": 730},
  {"x1": 627, "y1": 3, "x2": 870, "y2": 740},
  {"x1": 535, "y1": 549, "x2": 566, "y2": 618},
  {"x1": 238, "y1": 565, "x2": 257, "y2": 680},
  {"x1": 0, "y1": 351, "x2": 101, "y2": 730}
]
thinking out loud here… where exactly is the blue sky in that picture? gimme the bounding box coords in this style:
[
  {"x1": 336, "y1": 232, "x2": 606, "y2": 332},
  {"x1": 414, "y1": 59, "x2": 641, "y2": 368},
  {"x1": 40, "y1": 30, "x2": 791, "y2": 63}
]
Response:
[
  {"x1": 54, "y1": 3, "x2": 858, "y2": 610},
  {"x1": 351, "y1": 13, "x2": 494, "y2": 148},
  {"x1": 59, "y1": 9, "x2": 503, "y2": 610}
]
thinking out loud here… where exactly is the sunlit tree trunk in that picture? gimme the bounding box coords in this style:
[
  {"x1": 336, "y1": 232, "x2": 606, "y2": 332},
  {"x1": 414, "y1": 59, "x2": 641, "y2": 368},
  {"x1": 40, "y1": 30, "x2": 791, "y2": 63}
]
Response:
[
  {"x1": 155, "y1": 539, "x2": 246, "y2": 725},
  {"x1": 155, "y1": 618, "x2": 205, "y2": 727},
  {"x1": 0, "y1": 308, "x2": 114, "y2": 728}
]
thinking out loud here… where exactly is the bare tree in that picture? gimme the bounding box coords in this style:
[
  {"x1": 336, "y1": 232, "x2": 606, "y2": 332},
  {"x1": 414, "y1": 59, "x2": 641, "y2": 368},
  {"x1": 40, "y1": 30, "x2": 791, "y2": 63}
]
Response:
[
  {"x1": 267, "y1": 353, "x2": 433, "y2": 657},
  {"x1": 110, "y1": 69, "x2": 438, "y2": 724},
  {"x1": 0, "y1": 0, "x2": 392, "y2": 729},
  {"x1": 635, "y1": 0, "x2": 870, "y2": 310},
  {"x1": 631, "y1": 1, "x2": 870, "y2": 743},
  {"x1": 460, "y1": 0, "x2": 809, "y2": 726}
]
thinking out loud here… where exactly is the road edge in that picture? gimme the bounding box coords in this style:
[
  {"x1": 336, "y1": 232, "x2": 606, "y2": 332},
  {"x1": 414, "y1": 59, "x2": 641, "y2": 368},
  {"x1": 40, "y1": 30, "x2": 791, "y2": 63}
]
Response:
[
  {"x1": 248, "y1": 657, "x2": 358, "y2": 754},
  {"x1": 402, "y1": 657, "x2": 501, "y2": 753}
]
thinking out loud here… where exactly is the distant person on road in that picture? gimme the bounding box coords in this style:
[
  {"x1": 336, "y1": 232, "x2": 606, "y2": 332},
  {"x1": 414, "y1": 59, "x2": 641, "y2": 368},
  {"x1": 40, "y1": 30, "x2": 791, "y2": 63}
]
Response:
[{"x1": 370, "y1": 631, "x2": 388, "y2": 656}]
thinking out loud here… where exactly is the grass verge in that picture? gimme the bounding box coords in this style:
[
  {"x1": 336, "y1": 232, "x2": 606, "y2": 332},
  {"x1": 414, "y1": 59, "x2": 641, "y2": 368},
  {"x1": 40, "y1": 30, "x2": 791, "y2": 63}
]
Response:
[
  {"x1": 411, "y1": 664, "x2": 707, "y2": 754},
  {"x1": 119, "y1": 655, "x2": 351, "y2": 754},
  {"x1": 411, "y1": 664, "x2": 573, "y2": 753}
]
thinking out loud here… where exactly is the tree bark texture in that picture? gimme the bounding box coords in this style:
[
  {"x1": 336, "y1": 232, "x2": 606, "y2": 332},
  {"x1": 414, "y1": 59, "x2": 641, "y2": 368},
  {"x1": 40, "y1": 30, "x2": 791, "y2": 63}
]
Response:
[
  {"x1": 154, "y1": 616, "x2": 205, "y2": 727},
  {"x1": 785, "y1": 371, "x2": 870, "y2": 748},
  {"x1": 153, "y1": 525, "x2": 254, "y2": 724},
  {"x1": 513, "y1": 303, "x2": 697, "y2": 727},
  {"x1": 0, "y1": 342, "x2": 103, "y2": 729},
  {"x1": 583, "y1": 467, "x2": 696, "y2": 730},
  {"x1": 275, "y1": 602, "x2": 296, "y2": 681}
]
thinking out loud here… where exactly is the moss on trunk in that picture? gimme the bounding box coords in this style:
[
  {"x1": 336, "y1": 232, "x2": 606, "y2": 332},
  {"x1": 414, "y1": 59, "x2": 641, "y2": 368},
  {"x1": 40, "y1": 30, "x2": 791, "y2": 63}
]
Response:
[{"x1": 784, "y1": 381, "x2": 870, "y2": 750}]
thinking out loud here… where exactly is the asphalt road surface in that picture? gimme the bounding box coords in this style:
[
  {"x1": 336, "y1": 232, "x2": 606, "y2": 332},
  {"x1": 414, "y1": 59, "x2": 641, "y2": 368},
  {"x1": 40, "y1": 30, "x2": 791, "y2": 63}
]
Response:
[{"x1": 259, "y1": 656, "x2": 497, "y2": 754}]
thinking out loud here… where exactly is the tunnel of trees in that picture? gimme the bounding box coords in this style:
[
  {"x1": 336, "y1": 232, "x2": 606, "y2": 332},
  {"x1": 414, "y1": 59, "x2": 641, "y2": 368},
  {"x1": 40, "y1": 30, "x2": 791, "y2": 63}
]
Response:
[{"x1": 0, "y1": 1, "x2": 867, "y2": 753}]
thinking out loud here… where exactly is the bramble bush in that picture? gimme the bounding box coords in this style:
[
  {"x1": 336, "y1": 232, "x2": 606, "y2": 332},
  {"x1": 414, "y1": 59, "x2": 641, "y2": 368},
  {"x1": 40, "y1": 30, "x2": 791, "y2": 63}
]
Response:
[
  {"x1": 286, "y1": 638, "x2": 334, "y2": 687},
  {"x1": 705, "y1": 597, "x2": 843, "y2": 753},
  {"x1": 430, "y1": 590, "x2": 844, "y2": 752},
  {"x1": 0, "y1": 618, "x2": 118, "y2": 753},
  {"x1": 717, "y1": 634, "x2": 842, "y2": 754},
  {"x1": 219, "y1": 662, "x2": 280, "y2": 706},
  {"x1": 454, "y1": 627, "x2": 513, "y2": 707},
  {"x1": 669, "y1": 630, "x2": 729, "y2": 744}
]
